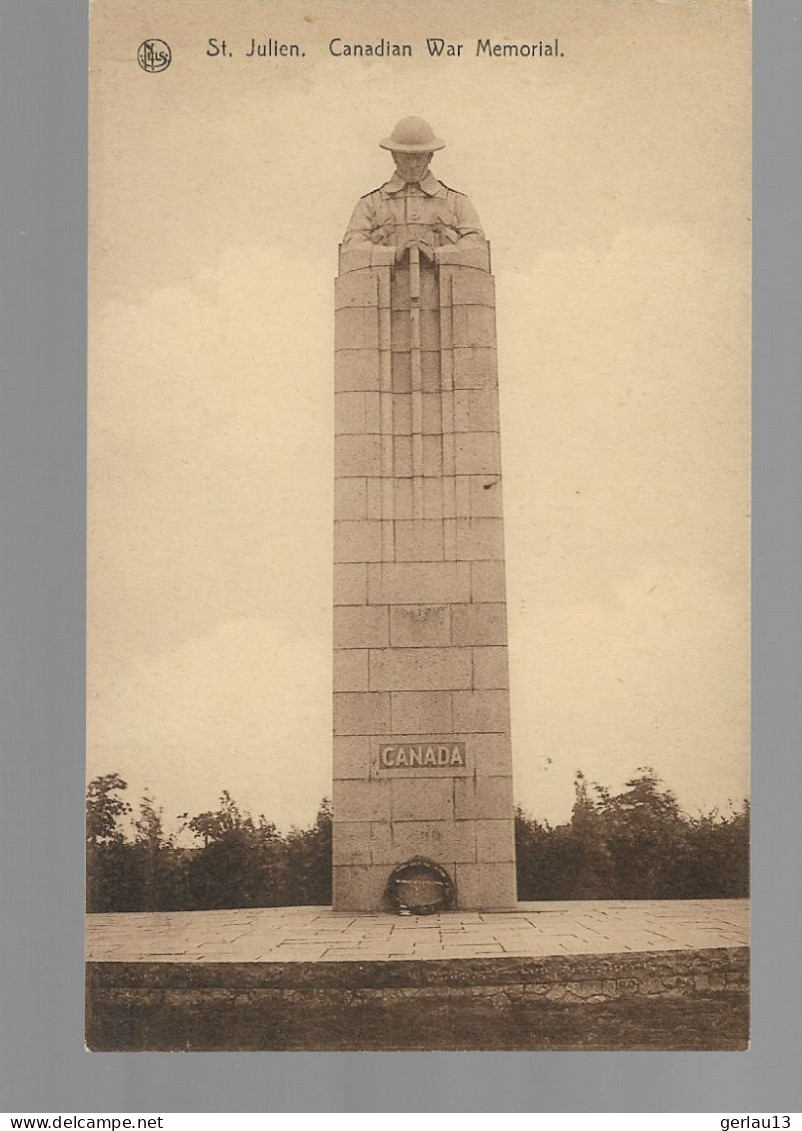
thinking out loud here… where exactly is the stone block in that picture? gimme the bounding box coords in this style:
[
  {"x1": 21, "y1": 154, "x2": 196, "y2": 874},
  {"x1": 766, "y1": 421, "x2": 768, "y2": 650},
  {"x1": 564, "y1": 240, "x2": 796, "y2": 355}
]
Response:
[
  {"x1": 391, "y1": 310, "x2": 411, "y2": 351},
  {"x1": 453, "y1": 689, "x2": 510, "y2": 733},
  {"x1": 333, "y1": 778, "x2": 391, "y2": 822},
  {"x1": 475, "y1": 819, "x2": 516, "y2": 862},
  {"x1": 392, "y1": 394, "x2": 412, "y2": 434},
  {"x1": 369, "y1": 648, "x2": 472, "y2": 692},
  {"x1": 455, "y1": 476, "x2": 470, "y2": 518},
  {"x1": 472, "y1": 646, "x2": 509, "y2": 689},
  {"x1": 335, "y1": 392, "x2": 371, "y2": 435},
  {"x1": 393, "y1": 479, "x2": 414, "y2": 520},
  {"x1": 332, "y1": 735, "x2": 370, "y2": 780},
  {"x1": 333, "y1": 692, "x2": 390, "y2": 735},
  {"x1": 394, "y1": 435, "x2": 413, "y2": 477},
  {"x1": 440, "y1": 390, "x2": 455, "y2": 430},
  {"x1": 334, "y1": 349, "x2": 381, "y2": 393},
  {"x1": 368, "y1": 561, "x2": 471, "y2": 605},
  {"x1": 381, "y1": 434, "x2": 394, "y2": 474},
  {"x1": 333, "y1": 520, "x2": 384, "y2": 563},
  {"x1": 420, "y1": 309, "x2": 441, "y2": 351},
  {"x1": 335, "y1": 434, "x2": 382, "y2": 478},
  {"x1": 455, "y1": 862, "x2": 517, "y2": 910},
  {"x1": 452, "y1": 603, "x2": 507, "y2": 646},
  {"x1": 390, "y1": 604, "x2": 450, "y2": 648},
  {"x1": 332, "y1": 821, "x2": 373, "y2": 865},
  {"x1": 365, "y1": 478, "x2": 384, "y2": 520},
  {"x1": 444, "y1": 518, "x2": 457, "y2": 559},
  {"x1": 394, "y1": 519, "x2": 444, "y2": 562},
  {"x1": 333, "y1": 649, "x2": 369, "y2": 692},
  {"x1": 443, "y1": 434, "x2": 456, "y2": 477},
  {"x1": 425, "y1": 282, "x2": 443, "y2": 312},
  {"x1": 391, "y1": 691, "x2": 453, "y2": 733},
  {"x1": 392, "y1": 352, "x2": 411, "y2": 394},
  {"x1": 390, "y1": 778, "x2": 454, "y2": 822},
  {"x1": 469, "y1": 476, "x2": 504, "y2": 518},
  {"x1": 472, "y1": 735, "x2": 514, "y2": 776},
  {"x1": 454, "y1": 776, "x2": 514, "y2": 820},
  {"x1": 454, "y1": 432, "x2": 501, "y2": 476},
  {"x1": 368, "y1": 821, "x2": 396, "y2": 865},
  {"x1": 365, "y1": 392, "x2": 381, "y2": 433},
  {"x1": 452, "y1": 347, "x2": 498, "y2": 390},
  {"x1": 450, "y1": 269, "x2": 496, "y2": 307},
  {"x1": 435, "y1": 245, "x2": 491, "y2": 271},
  {"x1": 333, "y1": 563, "x2": 367, "y2": 605},
  {"x1": 335, "y1": 306, "x2": 380, "y2": 350},
  {"x1": 422, "y1": 478, "x2": 444, "y2": 519},
  {"x1": 390, "y1": 266, "x2": 411, "y2": 311},
  {"x1": 334, "y1": 478, "x2": 366, "y2": 520},
  {"x1": 333, "y1": 605, "x2": 389, "y2": 648},
  {"x1": 421, "y1": 351, "x2": 441, "y2": 392},
  {"x1": 440, "y1": 321, "x2": 453, "y2": 364},
  {"x1": 456, "y1": 475, "x2": 504, "y2": 518},
  {"x1": 451, "y1": 306, "x2": 496, "y2": 349},
  {"x1": 454, "y1": 389, "x2": 500, "y2": 433},
  {"x1": 471, "y1": 561, "x2": 507, "y2": 603},
  {"x1": 338, "y1": 246, "x2": 394, "y2": 273},
  {"x1": 332, "y1": 864, "x2": 390, "y2": 911},
  {"x1": 455, "y1": 517, "x2": 506, "y2": 561},
  {"x1": 421, "y1": 393, "x2": 443, "y2": 434},
  {"x1": 391, "y1": 819, "x2": 476, "y2": 864},
  {"x1": 442, "y1": 477, "x2": 457, "y2": 518},
  {"x1": 334, "y1": 272, "x2": 379, "y2": 310},
  {"x1": 422, "y1": 435, "x2": 443, "y2": 477}
]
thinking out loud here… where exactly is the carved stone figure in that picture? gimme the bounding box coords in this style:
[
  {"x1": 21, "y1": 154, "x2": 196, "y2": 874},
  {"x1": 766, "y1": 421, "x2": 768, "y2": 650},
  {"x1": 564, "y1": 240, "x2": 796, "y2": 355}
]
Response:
[
  {"x1": 332, "y1": 117, "x2": 516, "y2": 912},
  {"x1": 342, "y1": 117, "x2": 486, "y2": 261}
]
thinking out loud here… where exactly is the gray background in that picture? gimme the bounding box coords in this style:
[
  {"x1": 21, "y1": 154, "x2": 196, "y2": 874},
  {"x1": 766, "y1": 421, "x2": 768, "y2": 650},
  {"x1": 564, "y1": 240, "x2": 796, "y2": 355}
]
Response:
[{"x1": 0, "y1": 0, "x2": 799, "y2": 1113}]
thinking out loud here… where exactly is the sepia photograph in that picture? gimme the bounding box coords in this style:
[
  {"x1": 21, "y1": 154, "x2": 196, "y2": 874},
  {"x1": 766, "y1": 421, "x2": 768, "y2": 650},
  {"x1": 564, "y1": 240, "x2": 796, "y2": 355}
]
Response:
[{"x1": 85, "y1": 0, "x2": 751, "y2": 1051}]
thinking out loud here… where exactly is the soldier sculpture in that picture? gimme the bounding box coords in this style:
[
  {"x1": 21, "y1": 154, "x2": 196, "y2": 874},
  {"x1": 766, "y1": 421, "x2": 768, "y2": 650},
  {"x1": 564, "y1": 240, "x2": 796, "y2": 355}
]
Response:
[{"x1": 342, "y1": 117, "x2": 486, "y2": 261}]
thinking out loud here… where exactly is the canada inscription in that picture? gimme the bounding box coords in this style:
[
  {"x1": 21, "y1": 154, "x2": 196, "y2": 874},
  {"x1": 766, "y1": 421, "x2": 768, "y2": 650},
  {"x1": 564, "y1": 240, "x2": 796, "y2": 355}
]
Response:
[{"x1": 379, "y1": 742, "x2": 467, "y2": 769}]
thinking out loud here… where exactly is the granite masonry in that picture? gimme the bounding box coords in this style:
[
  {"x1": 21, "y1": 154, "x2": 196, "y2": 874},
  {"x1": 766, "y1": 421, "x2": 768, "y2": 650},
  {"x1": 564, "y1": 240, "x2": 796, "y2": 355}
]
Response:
[{"x1": 332, "y1": 118, "x2": 517, "y2": 911}]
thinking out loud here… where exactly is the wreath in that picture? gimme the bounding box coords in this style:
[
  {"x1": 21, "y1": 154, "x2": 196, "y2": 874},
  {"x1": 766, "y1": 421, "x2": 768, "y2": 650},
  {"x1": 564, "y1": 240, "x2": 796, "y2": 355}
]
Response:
[{"x1": 385, "y1": 857, "x2": 455, "y2": 916}]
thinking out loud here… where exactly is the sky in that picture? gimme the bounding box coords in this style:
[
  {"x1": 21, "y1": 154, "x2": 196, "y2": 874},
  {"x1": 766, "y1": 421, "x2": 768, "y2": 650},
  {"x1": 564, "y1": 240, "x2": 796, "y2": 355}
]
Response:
[{"x1": 88, "y1": 0, "x2": 751, "y2": 835}]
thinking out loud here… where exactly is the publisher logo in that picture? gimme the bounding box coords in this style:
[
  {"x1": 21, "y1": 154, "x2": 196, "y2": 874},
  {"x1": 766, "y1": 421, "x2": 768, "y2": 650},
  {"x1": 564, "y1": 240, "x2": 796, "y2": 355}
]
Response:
[{"x1": 137, "y1": 39, "x2": 172, "y2": 73}]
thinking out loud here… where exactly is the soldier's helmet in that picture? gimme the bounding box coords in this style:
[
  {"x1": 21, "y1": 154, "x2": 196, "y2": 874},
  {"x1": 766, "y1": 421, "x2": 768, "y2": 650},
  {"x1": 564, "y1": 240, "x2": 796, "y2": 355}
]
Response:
[{"x1": 380, "y1": 117, "x2": 445, "y2": 153}]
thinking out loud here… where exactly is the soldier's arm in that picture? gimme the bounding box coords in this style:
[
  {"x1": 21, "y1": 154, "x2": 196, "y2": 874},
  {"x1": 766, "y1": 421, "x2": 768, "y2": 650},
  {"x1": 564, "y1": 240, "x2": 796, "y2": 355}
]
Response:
[
  {"x1": 341, "y1": 196, "x2": 374, "y2": 249},
  {"x1": 342, "y1": 194, "x2": 391, "y2": 249},
  {"x1": 453, "y1": 193, "x2": 486, "y2": 247}
]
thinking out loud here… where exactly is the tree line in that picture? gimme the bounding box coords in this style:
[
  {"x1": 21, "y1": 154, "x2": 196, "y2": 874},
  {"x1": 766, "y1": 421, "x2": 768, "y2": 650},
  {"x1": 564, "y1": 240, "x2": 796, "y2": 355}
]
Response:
[
  {"x1": 86, "y1": 768, "x2": 748, "y2": 913},
  {"x1": 86, "y1": 775, "x2": 332, "y2": 913},
  {"x1": 515, "y1": 770, "x2": 748, "y2": 901}
]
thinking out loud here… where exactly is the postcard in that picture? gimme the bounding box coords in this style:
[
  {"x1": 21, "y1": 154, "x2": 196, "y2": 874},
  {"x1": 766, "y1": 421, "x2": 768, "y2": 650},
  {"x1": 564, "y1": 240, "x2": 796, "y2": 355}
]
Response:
[{"x1": 87, "y1": 0, "x2": 750, "y2": 1051}]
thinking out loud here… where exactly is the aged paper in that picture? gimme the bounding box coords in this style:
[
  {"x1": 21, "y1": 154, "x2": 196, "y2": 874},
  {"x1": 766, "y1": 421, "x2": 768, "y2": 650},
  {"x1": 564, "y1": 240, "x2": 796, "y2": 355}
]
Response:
[{"x1": 87, "y1": 0, "x2": 750, "y2": 1050}]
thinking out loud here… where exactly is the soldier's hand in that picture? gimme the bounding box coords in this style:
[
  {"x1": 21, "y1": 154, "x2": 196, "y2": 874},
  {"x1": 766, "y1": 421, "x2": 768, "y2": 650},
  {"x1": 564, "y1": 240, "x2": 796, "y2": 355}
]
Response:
[
  {"x1": 394, "y1": 237, "x2": 417, "y2": 263},
  {"x1": 394, "y1": 237, "x2": 435, "y2": 263},
  {"x1": 370, "y1": 224, "x2": 394, "y2": 246}
]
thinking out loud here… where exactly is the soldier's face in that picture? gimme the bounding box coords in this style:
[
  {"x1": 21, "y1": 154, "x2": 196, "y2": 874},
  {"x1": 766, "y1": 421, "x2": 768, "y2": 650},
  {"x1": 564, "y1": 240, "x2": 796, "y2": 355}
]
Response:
[{"x1": 393, "y1": 150, "x2": 432, "y2": 183}]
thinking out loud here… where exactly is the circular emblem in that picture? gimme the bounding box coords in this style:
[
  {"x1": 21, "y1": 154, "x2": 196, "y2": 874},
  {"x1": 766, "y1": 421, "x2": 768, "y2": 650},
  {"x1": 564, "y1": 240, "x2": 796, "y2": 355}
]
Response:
[{"x1": 137, "y1": 39, "x2": 172, "y2": 73}]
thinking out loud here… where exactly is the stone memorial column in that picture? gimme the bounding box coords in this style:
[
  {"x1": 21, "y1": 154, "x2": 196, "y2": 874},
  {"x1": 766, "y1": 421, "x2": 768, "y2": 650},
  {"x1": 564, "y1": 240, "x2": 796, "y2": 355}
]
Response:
[{"x1": 331, "y1": 119, "x2": 517, "y2": 912}]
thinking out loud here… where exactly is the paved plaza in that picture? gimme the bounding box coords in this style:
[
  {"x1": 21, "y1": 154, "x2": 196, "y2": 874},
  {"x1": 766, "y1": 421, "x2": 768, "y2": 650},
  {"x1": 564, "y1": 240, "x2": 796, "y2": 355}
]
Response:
[{"x1": 86, "y1": 898, "x2": 748, "y2": 964}]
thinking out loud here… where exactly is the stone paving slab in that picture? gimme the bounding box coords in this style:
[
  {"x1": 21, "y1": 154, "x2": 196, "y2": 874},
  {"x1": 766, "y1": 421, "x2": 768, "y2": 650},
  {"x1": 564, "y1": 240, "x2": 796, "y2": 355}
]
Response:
[{"x1": 86, "y1": 899, "x2": 748, "y2": 964}]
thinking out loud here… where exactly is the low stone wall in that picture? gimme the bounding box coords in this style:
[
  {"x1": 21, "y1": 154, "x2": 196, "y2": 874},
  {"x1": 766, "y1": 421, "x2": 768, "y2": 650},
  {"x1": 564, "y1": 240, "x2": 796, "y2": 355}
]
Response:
[{"x1": 87, "y1": 947, "x2": 749, "y2": 1051}]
